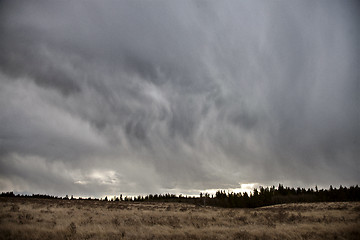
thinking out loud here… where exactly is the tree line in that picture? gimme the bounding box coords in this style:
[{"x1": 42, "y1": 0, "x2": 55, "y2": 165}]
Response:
[
  {"x1": 128, "y1": 184, "x2": 360, "y2": 208},
  {"x1": 1, "y1": 184, "x2": 359, "y2": 208},
  {"x1": 202, "y1": 184, "x2": 360, "y2": 208}
]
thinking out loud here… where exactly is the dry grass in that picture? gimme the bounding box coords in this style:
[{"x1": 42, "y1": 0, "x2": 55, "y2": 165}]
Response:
[{"x1": 0, "y1": 198, "x2": 359, "y2": 239}]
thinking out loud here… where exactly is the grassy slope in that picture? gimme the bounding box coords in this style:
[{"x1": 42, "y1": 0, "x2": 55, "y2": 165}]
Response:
[{"x1": 0, "y1": 198, "x2": 359, "y2": 240}]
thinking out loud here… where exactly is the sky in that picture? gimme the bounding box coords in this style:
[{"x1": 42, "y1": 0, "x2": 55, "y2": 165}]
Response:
[{"x1": 0, "y1": 0, "x2": 359, "y2": 198}]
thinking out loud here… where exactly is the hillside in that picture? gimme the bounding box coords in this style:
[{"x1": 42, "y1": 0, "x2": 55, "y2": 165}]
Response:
[{"x1": 1, "y1": 197, "x2": 359, "y2": 240}]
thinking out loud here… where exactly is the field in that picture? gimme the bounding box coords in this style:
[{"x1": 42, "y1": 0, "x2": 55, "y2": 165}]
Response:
[{"x1": 1, "y1": 198, "x2": 359, "y2": 240}]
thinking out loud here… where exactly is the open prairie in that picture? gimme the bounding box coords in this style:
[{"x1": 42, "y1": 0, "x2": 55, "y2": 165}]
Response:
[{"x1": 0, "y1": 198, "x2": 359, "y2": 240}]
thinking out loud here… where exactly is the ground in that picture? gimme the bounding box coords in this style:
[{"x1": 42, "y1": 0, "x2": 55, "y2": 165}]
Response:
[{"x1": 0, "y1": 198, "x2": 359, "y2": 239}]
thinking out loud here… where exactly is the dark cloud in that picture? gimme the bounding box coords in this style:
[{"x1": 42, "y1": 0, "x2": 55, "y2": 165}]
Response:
[{"x1": 0, "y1": 0, "x2": 359, "y2": 197}]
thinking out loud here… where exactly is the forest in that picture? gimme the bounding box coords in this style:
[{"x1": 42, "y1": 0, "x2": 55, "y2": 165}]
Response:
[{"x1": 2, "y1": 184, "x2": 360, "y2": 208}]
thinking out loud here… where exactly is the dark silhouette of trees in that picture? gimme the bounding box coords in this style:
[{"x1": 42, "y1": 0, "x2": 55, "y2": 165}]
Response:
[
  {"x1": 1, "y1": 184, "x2": 359, "y2": 208},
  {"x1": 129, "y1": 184, "x2": 360, "y2": 208}
]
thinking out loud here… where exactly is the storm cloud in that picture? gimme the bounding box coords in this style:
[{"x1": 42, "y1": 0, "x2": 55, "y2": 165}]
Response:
[{"x1": 0, "y1": 0, "x2": 359, "y2": 197}]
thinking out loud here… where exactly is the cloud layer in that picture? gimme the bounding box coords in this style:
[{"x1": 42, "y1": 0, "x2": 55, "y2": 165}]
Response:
[{"x1": 0, "y1": 0, "x2": 359, "y2": 197}]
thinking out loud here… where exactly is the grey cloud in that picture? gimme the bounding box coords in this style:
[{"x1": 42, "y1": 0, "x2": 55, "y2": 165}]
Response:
[
  {"x1": 0, "y1": 17, "x2": 82, "y2": 95},
  {"x1": 0, "y1": 0, "x2": 359, "y2": 197}
]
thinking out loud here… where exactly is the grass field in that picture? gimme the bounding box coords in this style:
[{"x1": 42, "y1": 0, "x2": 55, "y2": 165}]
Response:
[{"x1": 0, "y1": 198, "x2": 359, "y2": 239}]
